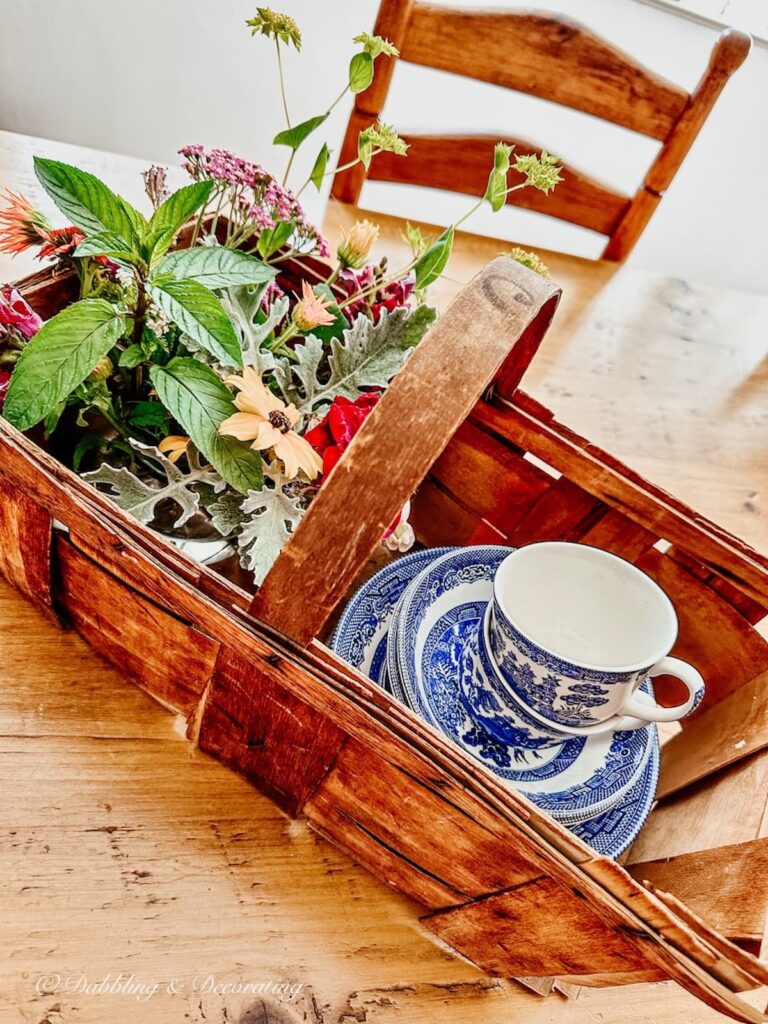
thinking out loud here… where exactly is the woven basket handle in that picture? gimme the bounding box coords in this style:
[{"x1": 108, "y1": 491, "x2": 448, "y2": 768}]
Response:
[{"x1": 250, "y1": 257, "x2": 561, "y2": 644}]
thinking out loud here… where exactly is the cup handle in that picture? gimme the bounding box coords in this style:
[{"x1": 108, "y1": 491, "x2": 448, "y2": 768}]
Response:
[{"x1": 620, "y1": 657, "x2": 705, "y2": 723}]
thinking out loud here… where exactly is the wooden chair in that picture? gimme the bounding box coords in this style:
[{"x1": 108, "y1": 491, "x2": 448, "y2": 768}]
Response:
[{"x1": 331, "y1": 3, "x2": 751, "y2": 261}]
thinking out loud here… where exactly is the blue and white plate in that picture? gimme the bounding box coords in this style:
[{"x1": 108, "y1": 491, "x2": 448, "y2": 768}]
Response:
[
  {"x1": 394, "y1": 546, "x2": 656, "y2": 825},
  {"x1": 332, "y1": 547, "x2": 453, "y2": 692},
  {"x1": 572, "y1": 737, "x2": 660, "y2": 858}
]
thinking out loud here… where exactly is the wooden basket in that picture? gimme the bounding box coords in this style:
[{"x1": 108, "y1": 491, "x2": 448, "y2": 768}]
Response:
[{"x1": 2, "y1": 257, "x2": 768, "y2": 1021}]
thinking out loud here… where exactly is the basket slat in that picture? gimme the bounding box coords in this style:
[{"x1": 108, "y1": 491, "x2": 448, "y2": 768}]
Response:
[
  {"x1": 658, "y1": 670, "x2": 768, "y2": 799},
  {"x1": 421, "y1": 875, "x2": 666, "y2": 977},
  {"x1": 629, "y1": 839, "x2": 768, "y2": 946},
  {"x1": 55, "y1": 536, "x2": 219, "y2": 715},
  {"x1": 473, "y1": 396, "x2": 768, "y2": 609},
  {"x1": 303, "y1": 735, "x2": 546, "y2": 908},
  {"x1": 0, "y1": 479, "x2": 52, "y2": 610},
  {"x1": 636, "y1": 548, "x2": 768, "y2": 715},
  {"x1": 630, "y1": 751, "x2": 768, "y2": 863},
  {"x1": 196, "y1": 646, "x2": 347, "y2": 817}
]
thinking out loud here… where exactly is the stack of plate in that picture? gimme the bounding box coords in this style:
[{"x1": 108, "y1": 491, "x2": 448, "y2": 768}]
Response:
[{"x1": 332, "y1": 546, "x2": 660, "y2": 859}]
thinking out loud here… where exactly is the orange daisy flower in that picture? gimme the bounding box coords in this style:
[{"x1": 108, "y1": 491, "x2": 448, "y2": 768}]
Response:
[
  {"x1": 0, "y1": 191, "x2": 51, "y2": 255},
  {"x1": 218, "y1": 367, "x2": 322, "y2": 480},
  {"x1": 292, "y1": 280, "x2": 336, "y2": 332}
]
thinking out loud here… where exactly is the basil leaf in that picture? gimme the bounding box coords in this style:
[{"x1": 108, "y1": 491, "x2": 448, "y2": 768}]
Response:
[
  {"x1": 74, "y1": 232, "x2": 135, "y2": 262},
  {"x1": 143, "y1": 180, "x2": 215, "y2": 259},
  {"x1": 34, "y1": 157, "x2": 144, "y2": 246},
  {"x1": 158, "y1": 247, "x2": 276, "y2": 290},
  {"x1": 118, "y1": 344, "x2": 145, "y2": 368},
  {"x1": 413, "y1": 227, "x2": 454, "y2": 290},
  {"x1": 150, "y1": 357, "x2": 264, "y2": 493},
  {"x1": 147, "y1": 276, "x2": 242, "y2": 368},
  {"x1": 309, "y1": 143, "x2": 331, "y2": 191},
  {"x1": 128, "y1": 401, "x2": 169, "y2": 428},
  {"x1": 273, "y1": 113, "x2": 329, "y2": 151},
  {"x1": 3, "y1": 299, "x2": 125, "y2": 430},
  {"x1": 349, "y1": 51, "x2": 374, "y2": 94}
]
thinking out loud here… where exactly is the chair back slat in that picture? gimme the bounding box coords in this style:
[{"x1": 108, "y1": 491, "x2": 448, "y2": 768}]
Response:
[
  {"x1": 403, "y1": 5, "x2": 688, "y2": 140},
  {"x1": 367, "y1": 133, "x2": 630, "y2": 236},
  {"x1": 333, "y1": 1, "x2": 751, "y2": 261}
]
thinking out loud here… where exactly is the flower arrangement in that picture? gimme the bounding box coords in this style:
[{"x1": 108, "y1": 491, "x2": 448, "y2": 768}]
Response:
[{"x1": 0, "y1": 9, "x2": 560, "y2": 584}]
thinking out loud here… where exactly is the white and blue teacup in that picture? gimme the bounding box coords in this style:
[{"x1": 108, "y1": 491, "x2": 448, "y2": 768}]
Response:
[
  {"x1": 488, "y1": 542, "x2": 705, "y2": 730},
  {"x1": 459, "y1": 604, "x2": 653, "y2": 748}
]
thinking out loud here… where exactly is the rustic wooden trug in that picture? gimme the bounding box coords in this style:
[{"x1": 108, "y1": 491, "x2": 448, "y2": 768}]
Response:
[
  {"x1": 2, "y1": 257, "x2": 768, "y2": 1022},
  {"x1": 332, "y1": 2, "x2": 751, "y2": 261}
]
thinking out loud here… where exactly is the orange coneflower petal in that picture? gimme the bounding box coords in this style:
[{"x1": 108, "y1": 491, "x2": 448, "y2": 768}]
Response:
[
  {"x1": 218, "y1": 411, "x2": 265, "y2": 441},
  {"x1": 275, "y1": 431, "x2": 323, "y2": 480}
]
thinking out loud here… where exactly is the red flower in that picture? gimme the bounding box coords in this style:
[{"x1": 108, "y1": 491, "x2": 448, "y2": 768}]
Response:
[
  {"x1": 336, "y1": 265, "x2": 415, "y2": 323},
  {"x1": 37, "y1": 225, "x2": 86, "y2": 261},
  {"x1": 0, "y1": 368, "x2": 11, "y2": 408},
  {"x1": 0, "y1": 285, "x2": 42, "y2": 339},
  {"x1": 304, "y1": 393, "x2": 379, "y2": 476}
]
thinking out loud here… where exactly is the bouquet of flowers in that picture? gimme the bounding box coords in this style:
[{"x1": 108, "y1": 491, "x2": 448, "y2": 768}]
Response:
[{"x1": 0, "y1": 8, "x2": 560, "y2": 584}]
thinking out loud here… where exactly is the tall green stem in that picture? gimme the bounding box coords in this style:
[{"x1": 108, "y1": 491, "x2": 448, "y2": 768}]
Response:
[{"x1": 276, "y1": 39, "x2": 291, "y2": 128}]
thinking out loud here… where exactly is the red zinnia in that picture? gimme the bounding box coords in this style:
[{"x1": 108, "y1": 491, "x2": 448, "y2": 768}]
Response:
[
  {"x1": 37, "y1": 226, "x2": 86, "y2": 261},
  {"x1": 304, "y1": 393, "x2": 380, "y2": 476}
]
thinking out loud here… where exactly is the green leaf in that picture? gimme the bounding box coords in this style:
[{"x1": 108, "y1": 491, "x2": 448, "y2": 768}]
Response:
[
  {"x1": 484, "y1": 169, "x2": 508, "y2": 213},
  {"x1": 149, "y1": 358, "x2": 264, "y2": 493},
  {"x1": 143, "y1": 180, "x2": 215, "y2": 258},
  {"x1": 413, "y1": 227, "x2": 454, "y2": 290},
  {"x1": 358, "y1": 131, "x2": 374, "y2": 171},
  {"x1": 157, "y1": 246, "x2": 276, "y2": 290},
  {"x1": 34, "y1": 157, "x2": 144, "y2": 246},
  {"x1": 309, "y1": 143, "x2": 331, "y2": 191},
  {"x1": 74, "y1": 231, "x2": 136, "y2": 261},
  {"x1": 147, "y1": 277, "x2": 242, "y2": 368},
  {"x1": 256, "y1": 220, "x2": 294, "y2": 260},
  {"x1": 3, "y1": 299, "x2": 125, "y2": 430},
  {"x1": 129, "y1": 401, "x2": 169, "y2": 428},
  {"x1": 483, "y1": 142, "x2": 512, "y2": 213},
  {"x1": 72, "y1": 433, "x2": 106, "y2": 472},
  {"x1": 349, "y1": 51, "x2": 374, "y2": 93},
  {"x1": 273, "y1": 113, "x2": 329, "y2": 151},
  {"x1": 118, "y1": 344, "x2": 145, "y2": 369},
  {"x1": 275, "y1": 304, "x2": 437, "y2": 414}
]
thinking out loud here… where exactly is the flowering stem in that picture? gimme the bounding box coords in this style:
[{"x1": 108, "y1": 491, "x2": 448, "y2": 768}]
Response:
[
  {"x1": 327, "y1": 83, "x2": 351, "y2": 114},
  {"x1": 276, "y1": 39, "x2": 291, "y2": 129},
  {"x1": 283, "y1": 149, "x2": 297, "y2": 187}
]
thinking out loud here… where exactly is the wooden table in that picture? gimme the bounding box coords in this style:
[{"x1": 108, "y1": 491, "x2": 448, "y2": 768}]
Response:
[{"x1": 1, "y1": 131, "x2": 766, "y2": 1024}]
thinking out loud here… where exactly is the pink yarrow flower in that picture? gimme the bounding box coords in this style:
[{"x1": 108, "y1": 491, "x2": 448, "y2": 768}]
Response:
[{"x1": 178, "y1": 144, "x2": 329, "y2": 257}]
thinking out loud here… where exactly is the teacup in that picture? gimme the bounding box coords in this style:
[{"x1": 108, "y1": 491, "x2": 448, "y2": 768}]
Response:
[
  {"x1": 488, "y1": 542, "x2": 704, "y2": 729},
  {"x1": 459, "y1": 605, "x2": 650, "y2": 749}
]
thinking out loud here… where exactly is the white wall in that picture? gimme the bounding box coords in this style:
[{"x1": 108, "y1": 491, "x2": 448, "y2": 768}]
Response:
[{"x1": 0, "y1": 0, "x2": 765, "y2": 292}]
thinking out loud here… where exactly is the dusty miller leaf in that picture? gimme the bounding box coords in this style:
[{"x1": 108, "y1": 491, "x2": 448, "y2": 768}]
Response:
[
  {"x1": 207, "y1": 490, "x2": 247, "y2": 537},
  {"x1": 276, "y1": 304, "x2": 437, "y2": 415},
  {"x1": 237, "y1": 463, "x2": 304, "y2": 585},
  {"x1": 217, "y1": 287, "x2": 290, "y2": 374},
  {"x1": 83, "y1": 440, "x2": 224, "y2": 529}
]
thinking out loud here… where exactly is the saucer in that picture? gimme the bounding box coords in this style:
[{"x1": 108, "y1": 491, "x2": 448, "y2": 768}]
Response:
[
  {"x1": 332, "y1": 546, "x2": 453, "y2": 690},
  {"x1": 394, "y1": 546, "x2": 655, "y2": 824},
  {"x1": 571, "y1": 738, "x2": 660, "y2": 858}
]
